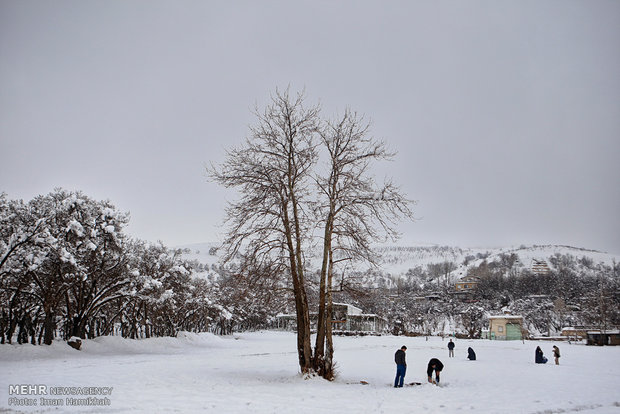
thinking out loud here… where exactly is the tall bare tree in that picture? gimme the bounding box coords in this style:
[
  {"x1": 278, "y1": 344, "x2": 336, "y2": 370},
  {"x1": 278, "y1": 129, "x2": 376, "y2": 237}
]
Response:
[
  {"x1": 313, "y1": 109, "x2": 414, "y2": 379},
  {"x1": 210, "y1": 90, "x2": 414, "y2": 379},
  {"x1": 209, "y1": 88, "x2": 320, "y2": 374}
]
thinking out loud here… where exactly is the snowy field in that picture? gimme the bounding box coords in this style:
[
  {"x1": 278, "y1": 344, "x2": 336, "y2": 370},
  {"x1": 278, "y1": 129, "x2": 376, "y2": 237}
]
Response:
[{"x1": 1, "y1": 331, "x2": 619, "y2": 414}]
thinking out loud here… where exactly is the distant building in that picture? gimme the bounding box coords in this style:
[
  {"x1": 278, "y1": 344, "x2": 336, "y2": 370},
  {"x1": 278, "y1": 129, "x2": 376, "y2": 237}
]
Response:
[
  {"x1": 561, "y1": 326, "x2": 589, "y2": 341},
  {"x1": 275, "y1": 303, "x2": 387, "y2": 334},
  {"x1": 487, "y1": 314, "x2": 525, "y2": 340},
  {"x1": 531, "y1": 259, "x2": 550, "y2": 275},
  {"x1": 455, "y1": 275, "x2": 480, "y2": 291},
  {"x1": 527, "y1": 294, "x2": 551, "y2": 301},
  {"x1": 586, "y1": 329, "x2": 620, "y2": 346},
  {"x1": 330, "y1": 303, "x2": 387, "y2": 333}
]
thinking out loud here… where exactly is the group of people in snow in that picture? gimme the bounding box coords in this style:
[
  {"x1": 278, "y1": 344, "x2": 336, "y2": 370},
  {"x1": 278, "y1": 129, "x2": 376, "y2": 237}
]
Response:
[
  {"x1": 395, "y1": 340, "x2": 560, "y2": 387},
  {"x1": 393, "y1": 341, "x2": 462, "y2": 388},
  {"x1": 394, "y1": 346, "x2": 447, "y2": 387},
  {"x1": 448, "y1": 339, "x2": 476, "y2": 361},
  {"x1": 536, "y1": 345, "x2": 561, "y2": 365}
]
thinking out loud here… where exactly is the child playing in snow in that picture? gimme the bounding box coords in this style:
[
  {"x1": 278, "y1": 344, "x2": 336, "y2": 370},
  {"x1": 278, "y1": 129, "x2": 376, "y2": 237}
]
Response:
[{"x1": 552, "y1": 345, "x2": 560, "y2": 365}]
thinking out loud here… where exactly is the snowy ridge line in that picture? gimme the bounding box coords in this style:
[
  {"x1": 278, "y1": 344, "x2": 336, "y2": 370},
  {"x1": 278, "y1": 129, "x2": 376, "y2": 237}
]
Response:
[
  {"x1": 179, "y1": 241, "x2": 620, "y2": 272},
  {"x1": 179, "y1": 241, "x2": 620, "y2": 298}
]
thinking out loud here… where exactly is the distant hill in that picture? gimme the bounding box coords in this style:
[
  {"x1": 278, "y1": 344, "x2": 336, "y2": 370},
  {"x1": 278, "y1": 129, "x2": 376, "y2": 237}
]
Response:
[
  {"x1": 176, "y1": 242, "x2": 619, "y2": 337},
  {"x1": 178, "y1": 242, "x2": 619, "y2": 285},
  {"x1": 373, "y1": 243, "x2": 618, "y2": 279}
]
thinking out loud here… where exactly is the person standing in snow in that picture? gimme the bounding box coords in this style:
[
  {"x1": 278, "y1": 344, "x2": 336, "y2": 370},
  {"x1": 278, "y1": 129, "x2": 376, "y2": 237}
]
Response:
[
  {"x1": 467, "y1": 347, "x2": 476, "y2": 361},
  {"x1": 448, "y1": 339, "x2": 455, "y2": 357},
  {"x1": 427, "y1": 358, "x2": 444, "y2": 384},
  {"x1": 535, "y1": 346, "x2": 548, "y2": 364},
  {"x1": 394, "y1": 346, "x2": 407, "y2": 387},
  {"x1": 552, "y1": 345, "x2": 560, "y2": 365}
]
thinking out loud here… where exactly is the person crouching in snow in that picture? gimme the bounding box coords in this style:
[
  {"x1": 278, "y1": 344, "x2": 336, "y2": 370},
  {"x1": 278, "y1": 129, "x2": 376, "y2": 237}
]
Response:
[
  {"x1": 467, "y1": 347, "x2": 476, "y2": 361},
  {"x1": 427, "y1": 358, "x2": 444, "y2": 384},
  {"x1": 394, "y1": 346, "x2": 407, "y2": 387},
  {"x1": 552, "y1": 345, "x2": 560, "y2": 365},
  {"x1": 535, "y1": 346, "x2": 548, "y2": 364}
]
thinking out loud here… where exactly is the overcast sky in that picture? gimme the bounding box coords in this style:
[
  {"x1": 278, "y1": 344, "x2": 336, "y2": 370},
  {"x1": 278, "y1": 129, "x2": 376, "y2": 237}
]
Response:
[{"x1": 1, "y1": 1, "x2": 619, "y2": 254}]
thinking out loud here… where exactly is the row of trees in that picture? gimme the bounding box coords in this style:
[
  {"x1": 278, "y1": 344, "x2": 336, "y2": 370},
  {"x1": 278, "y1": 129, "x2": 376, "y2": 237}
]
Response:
[
  {"x1": 209, "y1": 88, "x2": 414, "y2": 379},
  {"x1": 0, "y1": 190, "x2": 225, "y2": 345}
]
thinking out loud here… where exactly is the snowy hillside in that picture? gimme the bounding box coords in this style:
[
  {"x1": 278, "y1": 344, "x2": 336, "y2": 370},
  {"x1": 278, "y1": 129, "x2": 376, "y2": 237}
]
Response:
[
  {"x1": 178, "y1": 242, "x2": 620, "y2": 284},
  {"x1": 177, "y1": 242, "x2": 223, "y2": 266},
  {"x1": 373, "y1": 244, "x2": 619, "y2": 287}
]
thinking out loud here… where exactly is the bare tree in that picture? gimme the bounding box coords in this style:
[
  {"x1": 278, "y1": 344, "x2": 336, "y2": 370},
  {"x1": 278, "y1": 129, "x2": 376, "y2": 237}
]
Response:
[
  {"x1": 209, "y1": 88, "x2": 320, "y2": 374},
  {"x1": 210, "y1": 91, "x2": 414, "y2": 379},
  {"x1": 313, "y1": 109, "x2": 414, "y2": 379}
]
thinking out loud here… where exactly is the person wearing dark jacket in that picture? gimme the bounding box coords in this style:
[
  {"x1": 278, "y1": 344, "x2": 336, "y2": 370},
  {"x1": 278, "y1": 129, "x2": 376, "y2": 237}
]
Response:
[
  {"x1": 448, "y1": 339, "x2": 455, "y2": 357},
  {"x1": 427, "y1": 358, "x2": 444, "y2": 384},
  {"x1": 394, "y1": 346, "x2": 407, "y2": 387},
  {"x1": 535, "y1": 346, "x2": 548, "y2": 364},
  {"x1": 467, "y1": 347, "x2": 476, "y2": 360}
]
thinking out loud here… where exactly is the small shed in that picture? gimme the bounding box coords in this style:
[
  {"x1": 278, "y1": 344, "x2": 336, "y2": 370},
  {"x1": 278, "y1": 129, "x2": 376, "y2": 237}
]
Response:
[
  {"x1": 586, "y1": 329, "x2": 620, "y2": 346},
  {"x1": 561, "y1": 326, "x2": 589, "y2": 341},
  {"x1": 275, "y1": 303, "x2": 387, "y2": 334},
  {"x1": 488, "y1": 315, "x2": 525, "y2": 340},
  {"x1": 329, "y1": 303, "x2": 388, "y2": 333}
]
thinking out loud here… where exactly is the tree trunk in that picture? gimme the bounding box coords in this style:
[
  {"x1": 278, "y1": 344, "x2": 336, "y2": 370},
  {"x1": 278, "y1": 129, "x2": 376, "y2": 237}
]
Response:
[
  {"x1": 70, "y1": 315, "x2": 88, "y2": 339},
  {"x1": 0, "y1": 310, "x2": 6, "y2": 344},
  {"x1": 43, "y1": 311, "x2": 55, "y2": 345},
  {"x1": 313, "y1": 217, "x2": 332, "y2": 373},
  {"x1": 284, "y1": 204, "x2": 313, "y2": 374},
  {"x1": 6, "y1": 294, "x2": 19, "y2": 344},
  {"x1": 293, "y1": 209, "x2": 313, "y2": 373},
  {"x1": 17, "y1": 316, "x2": 27, "y2": 344},
  {"x1": 324, "y1": 249, "x2": 336, "y2": 380},
  {"x1": 288, "y1": 238, "x2": 313, "y2": 374}
]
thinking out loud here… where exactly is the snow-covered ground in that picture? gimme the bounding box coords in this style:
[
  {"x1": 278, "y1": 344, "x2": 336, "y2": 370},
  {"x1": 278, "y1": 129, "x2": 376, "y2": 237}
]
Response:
[{"x1": 1, "y1": 331, "x2": 619, "y2": 413}]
